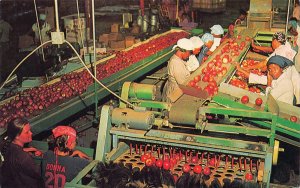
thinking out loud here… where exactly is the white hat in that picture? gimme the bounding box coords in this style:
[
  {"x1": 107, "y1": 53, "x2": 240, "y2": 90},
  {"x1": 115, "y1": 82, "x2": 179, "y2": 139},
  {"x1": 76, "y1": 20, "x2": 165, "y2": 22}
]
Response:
[
  {"x1": 189, "y1": 36, "x2": 204, "y2": 49},
  {"x1": 39, "y1": 14, "x2": 46, "y2": 21},
  {"x1": 210, "y1": 25, "x2": 224, "y2": 35},
  {"x1": 172, "y1": 38, "x2": 194, "y2": 51},
  {"x1": 201, "y1": 33, "x2": 214, "y2": 43}
]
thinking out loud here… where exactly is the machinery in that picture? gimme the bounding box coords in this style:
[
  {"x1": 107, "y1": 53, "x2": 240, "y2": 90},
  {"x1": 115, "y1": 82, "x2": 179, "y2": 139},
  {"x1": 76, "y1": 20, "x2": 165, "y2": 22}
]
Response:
[{"x1": 64, "y1": 26, "x2": 299, "y2": 187}]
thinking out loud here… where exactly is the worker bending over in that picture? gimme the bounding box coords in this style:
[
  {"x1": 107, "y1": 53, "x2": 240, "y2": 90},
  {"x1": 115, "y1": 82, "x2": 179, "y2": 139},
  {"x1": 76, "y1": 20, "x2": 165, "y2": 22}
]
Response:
[
  {"x1": 186, "y1": 36, "x2": 204, "y2": 72},
  {"x1": 236, "y1": 55, "x2": 300, "y2": 105},
  {"x1": 198, "y1": 33, "x2": 214, "y2": 64},
  {"x1": 249, "y1": 32, "x2": 296, "y2": 71},
  {"x1": 162, "y1": 38, "x2": 194, "y2": 102},
  {"x1": 208, "y1": 24, "x2": 224, "y2": 54}
]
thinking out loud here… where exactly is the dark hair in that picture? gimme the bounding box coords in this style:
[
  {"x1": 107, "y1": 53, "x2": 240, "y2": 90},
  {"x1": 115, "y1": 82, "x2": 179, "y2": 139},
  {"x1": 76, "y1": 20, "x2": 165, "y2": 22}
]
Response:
[
  {"x1": 0, "y1": 118, "x2": 29, "y2": 157},
  {"x1": 290, "y1": 17, "x2": 298, "y2": 22},
  {"x1": 54, "y1": 135, "x2": 72, "y2": 153},
  {"x1": 272, "y1": 162, "x2": 291, "y2": 183},
  {"x1": 240, "y1": 9, "x2": 247, "y2": 15},
  {"x1": 176, "y1": 173, "x2": 207, "y2": 188},
  {"x1": 93, "y1": 161, "x2": 133, "y2": 188},
  {"x1": 209, "y1": 178, "x2": 222, "y2": 188},
  {"x1": 229, "y1": 178, "x2": 244, "y2": 188}
]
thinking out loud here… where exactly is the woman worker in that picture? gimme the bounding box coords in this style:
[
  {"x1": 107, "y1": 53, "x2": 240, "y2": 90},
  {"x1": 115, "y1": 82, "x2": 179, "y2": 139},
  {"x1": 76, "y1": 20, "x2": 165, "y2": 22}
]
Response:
[
  {"x1": 248, "y1": 32, "x2": 296, "y2": 71},
  {"x1": 208, "y1": 24, "x2": 224, "y2": 54},
  {"x1": 197, "y1": 33, "x2": 214, "y2": 64},
  {"x1": 162, "y1": 38, "x2": 194, "y2": 102},
  {"x1": 288, "y1": 17, "x2": 300, "y2": 72},
  {"x1": 236, "y1": 55, "x2": 300, "y2": 105},
  {"x1": 186, "y1": 36, "x2": 204, "y2": 72},
  {"x1": 42, "y1": 126, "x2": 90, "y2": 188},
  {"x1": 0, "y1": 118, "x2": 44, "y2": 188}
]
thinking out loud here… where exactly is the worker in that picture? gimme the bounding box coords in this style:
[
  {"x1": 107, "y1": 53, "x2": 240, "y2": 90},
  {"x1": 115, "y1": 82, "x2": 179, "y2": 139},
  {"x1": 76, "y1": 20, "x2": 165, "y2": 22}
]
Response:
[
  {"x1": 0, "y1": 14, "x2": 13, "y2": 82},
  {"x1": 249, "y1": 32, "x2": 296, "y2": 71},
  {"x1": 186, "y1": 36, "x2": 204, "y2": 72},
  {"x1": 0, "y1": 118, "x2": 44, "y2": 188},
  {"x1": 222, "y1": 23, "x2": 235, "y2": 41},
  {"x1": 197, "y1": 33, "x2": 214, "y2": 64},
  {"x1": 42, "y1": 126, "x2": 90, "y2": 188},
  {"x1": 293, "y1": 0, "x2": 300, "y2": 22},
  {"x1": 234, "y1": 9, "x2": 248, "y2": 26},
  {"x1": 223, "y1": 9, "x2": 247, "y2": 42},
  {"x1": 288, "y1": 17, "x2": 300, "y2": 72},
  {"x1": 208, "y1": 24, "x2": 224, "y2": 54},
  {"x1": 235, "y1": 55, "x2": 300, "y2": 105},
  {"x1": 162, "y1": 38, "x2": 194, "y2": 103},
  {"x1": 30, "y1": 14, "x2": 51, "y2": 44}
]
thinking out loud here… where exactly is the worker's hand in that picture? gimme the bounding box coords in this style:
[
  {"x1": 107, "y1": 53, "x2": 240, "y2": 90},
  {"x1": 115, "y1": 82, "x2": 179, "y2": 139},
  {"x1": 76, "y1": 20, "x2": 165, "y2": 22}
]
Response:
[
  {"x1": 71, "y1": 150, "x2": 91, "y2": 160},
  {"x1": 23, "y1": 147, "x2": 43, "y2": 157},
  {"x1": 267, "y1": 71, "x2": 272, "y2": 86}
]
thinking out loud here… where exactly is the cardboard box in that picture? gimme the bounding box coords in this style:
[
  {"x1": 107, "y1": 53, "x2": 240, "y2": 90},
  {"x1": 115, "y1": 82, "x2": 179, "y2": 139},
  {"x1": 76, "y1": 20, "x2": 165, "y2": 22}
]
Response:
[
  {"x1": 110, "y1": 40, "x2": 125, "y2": 50},
  {"x1": 131, "y1": 25, "x2": 140, "y2": 34},
  {"x1": 111, "y1": 23, "x2": 119, "y2": 33},
  {"x1": 125, "y1": 36, "x2": 135, "y2": 48},
  {"x1": 134, "y1": 39, "x2": 141, "y2": 44},
  {"x1": 108, "y1": 33, "x2": 123, "y2": 41},
  {"x1": 99, "y1": 34, "x2": 109, "y2": 45},
  {"x1": 18, "y1": 35, "x2": 34, "y2": 48},
  {"x1": 80, "y1": 47, "x2": 107, "y2": 56}
]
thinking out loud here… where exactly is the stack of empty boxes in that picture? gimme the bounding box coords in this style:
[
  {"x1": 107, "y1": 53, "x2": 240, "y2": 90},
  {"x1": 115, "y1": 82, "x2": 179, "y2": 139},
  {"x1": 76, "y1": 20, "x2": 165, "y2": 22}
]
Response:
[{"x1": 99, "y1": 23, "x2": 137, "y2": 51}]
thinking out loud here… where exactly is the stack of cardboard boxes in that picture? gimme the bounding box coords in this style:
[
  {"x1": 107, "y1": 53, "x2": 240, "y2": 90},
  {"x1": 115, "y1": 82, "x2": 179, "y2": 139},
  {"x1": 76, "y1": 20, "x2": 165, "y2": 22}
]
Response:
[{"x1": 98, "y1": 23, "x2": 137, "y2": 51}]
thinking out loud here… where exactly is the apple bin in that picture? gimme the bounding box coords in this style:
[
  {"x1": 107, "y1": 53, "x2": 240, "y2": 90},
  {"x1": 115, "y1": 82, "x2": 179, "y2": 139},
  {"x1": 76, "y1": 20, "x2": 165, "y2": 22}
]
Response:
[{"x1": 179, "y1": 34, "x2": 252, "y2": 99}]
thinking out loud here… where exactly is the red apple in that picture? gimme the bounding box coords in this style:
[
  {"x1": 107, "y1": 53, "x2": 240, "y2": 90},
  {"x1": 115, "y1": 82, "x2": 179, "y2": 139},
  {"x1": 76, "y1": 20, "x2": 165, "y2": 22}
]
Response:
[
  {"x1": 255, "y1": 98, "x2": 263, "y2": 106},
  {"x1": 290, "y1": 116, "x2": 298, "y2": 122},
  {"x1": 145, "y1": 158, "x2": 153, "y2": 166},
  {"x1": 163, "y1": 161, "x2": 171, "y2": 170},
  {"x1": 203, "y1": 166, "x2": 211, "y2": 175},
  {"x1": 193, "y1": 165, "x2": 202, "y2": 174},
  {"x1": 241, "y1": 95, "x2": 249, "y2": 104},
  {"x1": 182, "y1": 164, "x2": 191, "y2": 173},
  {"x1": 155, "y1": 159, "x2": 163, "y2": 168},
  {"x1": 189, "y1": 81, "x2": 196, "y2": 87},
  {"x1": 245, "y1": 172, "x2": 253, "y2": 181}
]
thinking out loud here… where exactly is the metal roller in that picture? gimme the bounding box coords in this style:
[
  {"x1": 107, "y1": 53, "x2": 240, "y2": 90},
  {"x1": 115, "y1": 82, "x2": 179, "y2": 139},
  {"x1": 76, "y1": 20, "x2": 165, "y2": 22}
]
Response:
[
  {"x1": 111, "y1": 108, "x2": 154, "y2": 130},
  {"x1": 168, "y1": 101, "x2": 199, "y2": 125},
  {"x1": 128, "y1": 83, "x2": 156, "y2": 100}
]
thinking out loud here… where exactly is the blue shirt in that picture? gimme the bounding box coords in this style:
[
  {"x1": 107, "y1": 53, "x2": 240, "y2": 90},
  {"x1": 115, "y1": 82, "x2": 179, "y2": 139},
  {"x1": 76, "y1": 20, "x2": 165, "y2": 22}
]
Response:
[{"x1": 197, "y1": 45, "x2": 209, "y2": 65}]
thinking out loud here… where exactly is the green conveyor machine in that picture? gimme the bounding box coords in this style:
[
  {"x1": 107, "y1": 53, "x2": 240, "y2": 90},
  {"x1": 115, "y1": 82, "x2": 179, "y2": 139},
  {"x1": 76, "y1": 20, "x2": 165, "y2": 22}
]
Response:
[{"x1": 65, "y1": 29, "x2": 299, "y2": 188}]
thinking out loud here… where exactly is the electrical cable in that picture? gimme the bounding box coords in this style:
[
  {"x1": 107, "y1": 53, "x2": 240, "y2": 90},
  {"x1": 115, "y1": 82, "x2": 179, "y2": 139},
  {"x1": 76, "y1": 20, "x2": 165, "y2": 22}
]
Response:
[
  {"x1": 0, "y1": 40, "x2": 52, "y2": 91},
  {"x1": 64, "y1": 40, "x2": 135, "y2": 108},
  {"x1": 33, "y1": 0, "x2": 46, "y2": 61}
]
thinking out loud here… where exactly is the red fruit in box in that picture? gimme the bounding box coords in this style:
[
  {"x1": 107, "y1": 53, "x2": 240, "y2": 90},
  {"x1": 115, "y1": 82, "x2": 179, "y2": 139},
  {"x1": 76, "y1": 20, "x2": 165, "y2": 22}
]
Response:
[
  {"x1": 189, "y1": 81, "x2": 196, "y2": 87},
  {"x1": 240, "y1": 41, "x2": 246, "y2": 47},
  {"x1": 170, "y1": 158, "x2": 177, "y2": 166},
  {"x1": 203, "y1": 166, "x2": 211, "y2": 175},
  {"x1": 202, "y1": 75, "x2": 209, "y2": 82},
  {"x1": 193, "y1": 165, "x2": 202, "y2": 174},
  {"x1": 237, "y1": 35, "x2": 241, "y2": 39},
  {"x1": 194, "y1": 75, "x2": 201, "y2": 82},
  {"x1": 241, "y1": 95, "x2": 249, "y2": 104},
  {"x1": 290, "y1": 116, "x2": 298, "y2": 122},
  {"x1": 208, "y1": 61, "x2": 214, "y2": 68},
  {"x1": 182, "y1": 164, "x2": 191, "y2": 173},
  {"x1": 245, "y1": 36, "x2": 251, "y2": 41},
  {"x1": 215, "y1": 54, "x2": 221, "y2": 60},
  {"x1": 222, "y1": 55, "x2": 229, "y2": 64},
  {"x1": 245, "y1": 172, "x2": 253, "y2": 181},
  {"x1": 215, "y1": 61, "x2": 222, "y2": 67},
  {"x1": 255, "y1": 98, "x2": 263, "y2": 106}
]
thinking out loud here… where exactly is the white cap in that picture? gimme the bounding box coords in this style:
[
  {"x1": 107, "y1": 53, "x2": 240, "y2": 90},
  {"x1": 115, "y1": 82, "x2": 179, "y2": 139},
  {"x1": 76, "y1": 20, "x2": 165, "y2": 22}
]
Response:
[
  {"x1": 39, "y1": 14, "x2": 46, "y2": 21},
  {"x1": 172, "y1": 38, "x2": 194, "y2": 51},
  {"x1": 210, "y1": 25, "x2": 224, "y2": 35},
  {"x1": 189, "y1": 36, "x2": 204, "y2": 49}
]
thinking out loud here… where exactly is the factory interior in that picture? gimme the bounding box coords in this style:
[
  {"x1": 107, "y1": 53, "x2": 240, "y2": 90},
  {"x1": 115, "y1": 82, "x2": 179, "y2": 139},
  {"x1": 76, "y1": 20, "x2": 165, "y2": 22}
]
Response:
[{"x1": 0, "y1": 0, "x2": 299, "y2": 187}]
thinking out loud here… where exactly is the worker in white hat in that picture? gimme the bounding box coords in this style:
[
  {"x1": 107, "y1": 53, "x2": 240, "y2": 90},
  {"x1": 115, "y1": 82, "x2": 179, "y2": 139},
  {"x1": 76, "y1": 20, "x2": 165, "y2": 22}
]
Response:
[
  {"x1": 208, "y1": 24, "x2": 224, "y2": 54},
  {"x1": 30, "y1": 13, "x2": 52, "y2": 44},
  {"x1": 162, "y1": 38, "x2": 194, "y2": 102},
  {"x1": 186, "y1": 36, "x2": 204, "y2": 72},
  {"x1": 197, "y1": 33, "x2": 214, "y2": 64}
]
